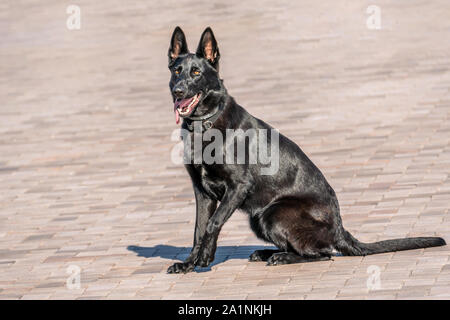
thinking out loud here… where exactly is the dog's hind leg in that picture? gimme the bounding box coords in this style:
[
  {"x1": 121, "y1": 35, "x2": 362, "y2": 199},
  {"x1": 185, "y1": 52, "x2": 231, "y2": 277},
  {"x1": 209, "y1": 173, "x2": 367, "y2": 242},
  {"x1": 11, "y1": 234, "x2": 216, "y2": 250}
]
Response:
[
  {"x1": 255, "y1": 197, "x2": 336, "y2": 266},
  {"x1": 249, "y1": 249, "x2": 281, "y2": 262},
  {"x1": 266, "y1": 252, "x2": 331, "y2": 266}
]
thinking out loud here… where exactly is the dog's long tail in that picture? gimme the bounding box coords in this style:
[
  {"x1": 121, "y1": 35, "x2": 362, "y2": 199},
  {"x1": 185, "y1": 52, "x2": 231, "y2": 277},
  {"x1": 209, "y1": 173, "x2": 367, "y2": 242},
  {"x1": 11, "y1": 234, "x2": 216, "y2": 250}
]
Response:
[{"x1": 335, "y1": 228, "x2": 446, "y2": 256}]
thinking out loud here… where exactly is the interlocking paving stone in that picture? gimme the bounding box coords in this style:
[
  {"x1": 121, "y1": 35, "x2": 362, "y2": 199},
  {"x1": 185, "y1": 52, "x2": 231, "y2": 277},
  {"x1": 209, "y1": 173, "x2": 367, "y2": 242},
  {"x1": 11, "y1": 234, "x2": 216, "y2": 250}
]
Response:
[{"x1": 0, "y1": 0, "x2": 449, "y2": 300}]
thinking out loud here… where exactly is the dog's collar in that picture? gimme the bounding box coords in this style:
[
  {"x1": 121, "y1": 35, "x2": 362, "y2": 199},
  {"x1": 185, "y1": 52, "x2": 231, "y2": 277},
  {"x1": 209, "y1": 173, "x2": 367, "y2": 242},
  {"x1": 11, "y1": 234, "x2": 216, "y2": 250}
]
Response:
[{"x1": 184, "y1": 102, "x2": 224, "y2": 132}]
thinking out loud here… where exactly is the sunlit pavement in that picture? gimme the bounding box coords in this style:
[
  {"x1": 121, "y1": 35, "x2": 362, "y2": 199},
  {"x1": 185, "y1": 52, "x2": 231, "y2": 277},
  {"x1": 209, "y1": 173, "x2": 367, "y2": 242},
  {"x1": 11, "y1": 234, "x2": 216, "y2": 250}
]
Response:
[{"x1": 0, "y1": 1, "x2": 449, "y2": 299}]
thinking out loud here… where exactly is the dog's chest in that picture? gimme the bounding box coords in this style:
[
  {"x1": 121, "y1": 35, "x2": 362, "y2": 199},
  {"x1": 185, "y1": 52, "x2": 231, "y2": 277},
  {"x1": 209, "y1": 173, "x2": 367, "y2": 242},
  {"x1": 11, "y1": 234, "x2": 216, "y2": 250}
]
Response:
[{"x1": 194, "y1": 164, "x2": 226, "y2": 201}]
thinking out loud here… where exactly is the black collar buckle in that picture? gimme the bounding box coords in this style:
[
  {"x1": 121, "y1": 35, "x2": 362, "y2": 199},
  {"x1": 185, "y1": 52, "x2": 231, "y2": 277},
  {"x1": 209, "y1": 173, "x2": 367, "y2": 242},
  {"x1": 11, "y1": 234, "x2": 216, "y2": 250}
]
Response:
[{"x1": 203, "y1": 121, "x2": 213, "y2": 130}]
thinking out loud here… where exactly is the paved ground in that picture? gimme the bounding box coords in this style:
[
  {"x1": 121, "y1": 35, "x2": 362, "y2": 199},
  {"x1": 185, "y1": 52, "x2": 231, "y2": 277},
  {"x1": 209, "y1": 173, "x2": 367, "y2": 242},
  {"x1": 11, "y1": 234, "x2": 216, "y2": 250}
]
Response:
[{"x1": 0, "y1": 1, "x2": 449, "y2": 300}]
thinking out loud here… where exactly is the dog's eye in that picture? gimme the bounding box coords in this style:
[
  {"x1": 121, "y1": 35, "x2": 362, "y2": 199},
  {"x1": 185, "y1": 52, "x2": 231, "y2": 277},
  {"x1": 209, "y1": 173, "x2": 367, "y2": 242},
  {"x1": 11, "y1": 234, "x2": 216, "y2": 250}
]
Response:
[
  {"x1": 191, "y1": 69, "x2": 201, "y2": 76},
  {"x1": 174, "y1": 67, "x2": 182, "y2": 75}
]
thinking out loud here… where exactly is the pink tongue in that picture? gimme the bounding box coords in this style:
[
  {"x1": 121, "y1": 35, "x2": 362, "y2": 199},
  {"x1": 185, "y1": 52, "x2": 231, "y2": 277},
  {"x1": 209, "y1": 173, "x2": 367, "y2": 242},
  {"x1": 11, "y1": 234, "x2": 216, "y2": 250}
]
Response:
[
  {"x1": 173, "y1": 97, "x2": 194, "y2": 124},
  {"x1": 174, "y1": 108, "x2": 180, "y2": 124},
  {"x1": 175, "y1": 97, "x2": 193, "y2": 110}
]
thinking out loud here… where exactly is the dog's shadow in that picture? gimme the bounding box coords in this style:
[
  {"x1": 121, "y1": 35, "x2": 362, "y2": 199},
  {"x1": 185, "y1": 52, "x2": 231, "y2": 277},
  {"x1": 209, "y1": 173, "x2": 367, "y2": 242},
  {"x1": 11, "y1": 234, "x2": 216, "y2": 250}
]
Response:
[{"x1": 127, "y1": 244, "x2": 277, "y2": 272}]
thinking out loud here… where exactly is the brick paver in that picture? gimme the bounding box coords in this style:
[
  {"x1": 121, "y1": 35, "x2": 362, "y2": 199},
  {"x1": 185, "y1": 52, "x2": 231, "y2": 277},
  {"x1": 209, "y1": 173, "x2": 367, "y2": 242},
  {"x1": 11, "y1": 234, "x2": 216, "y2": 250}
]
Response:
[{"x1": 0, "y1": 1, "x2": 449, "y2": 299}]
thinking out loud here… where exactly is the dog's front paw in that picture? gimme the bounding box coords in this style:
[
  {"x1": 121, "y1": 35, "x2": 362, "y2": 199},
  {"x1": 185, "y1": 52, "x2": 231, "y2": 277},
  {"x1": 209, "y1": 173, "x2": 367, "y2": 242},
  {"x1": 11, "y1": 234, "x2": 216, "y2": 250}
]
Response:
[
  {"x1": 167, "y1": 262, "x2": 195, "y2": 274},
  {"x1": 196, "y1": 251, "x2": 215, "y2": 267}
]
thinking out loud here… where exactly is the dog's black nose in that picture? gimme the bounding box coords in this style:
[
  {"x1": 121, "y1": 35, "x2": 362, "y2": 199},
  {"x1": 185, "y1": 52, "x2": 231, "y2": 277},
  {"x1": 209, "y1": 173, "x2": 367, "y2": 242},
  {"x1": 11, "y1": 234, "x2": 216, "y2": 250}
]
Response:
[{"x1": 173, "y1": 87, "x2": 185, "y2": 99}]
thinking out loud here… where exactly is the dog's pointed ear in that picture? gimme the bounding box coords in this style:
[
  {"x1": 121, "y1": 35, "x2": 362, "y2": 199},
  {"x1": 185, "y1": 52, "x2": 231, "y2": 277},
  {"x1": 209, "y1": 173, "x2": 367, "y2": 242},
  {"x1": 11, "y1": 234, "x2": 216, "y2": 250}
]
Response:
[
  {"x1": 196, "y1": 27, "x2": 220, "y2": 71},
  {"x1": 168, "y1": 26, "x2": 188, "y2": 65}
]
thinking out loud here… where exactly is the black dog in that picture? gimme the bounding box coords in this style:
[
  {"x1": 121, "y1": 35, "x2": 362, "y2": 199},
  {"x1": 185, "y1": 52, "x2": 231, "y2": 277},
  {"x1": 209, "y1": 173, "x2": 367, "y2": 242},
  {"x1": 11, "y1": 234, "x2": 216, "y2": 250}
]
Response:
[{"x1": 166, "y1": 26, "x2": 446, "y2": 273}]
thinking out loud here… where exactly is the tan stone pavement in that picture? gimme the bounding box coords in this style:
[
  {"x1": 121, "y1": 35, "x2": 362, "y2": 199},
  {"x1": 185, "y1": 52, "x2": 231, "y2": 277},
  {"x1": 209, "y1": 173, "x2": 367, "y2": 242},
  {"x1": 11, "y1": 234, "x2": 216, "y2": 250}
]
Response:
[{"x1": 0, "y1": 1, "x2": 449, "y2": 299}]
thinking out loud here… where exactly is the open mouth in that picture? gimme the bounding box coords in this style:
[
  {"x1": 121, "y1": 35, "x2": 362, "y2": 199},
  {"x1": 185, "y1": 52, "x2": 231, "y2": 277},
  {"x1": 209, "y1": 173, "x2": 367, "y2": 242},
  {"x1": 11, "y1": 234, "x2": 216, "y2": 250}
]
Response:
[{"x1": 174, "y1": 93, "x2": 201, "y2": 124}]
